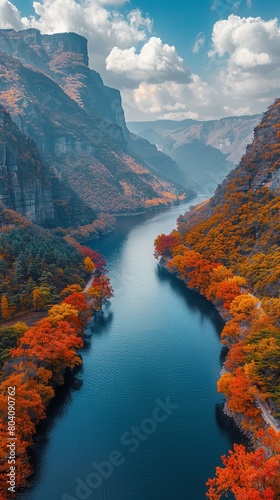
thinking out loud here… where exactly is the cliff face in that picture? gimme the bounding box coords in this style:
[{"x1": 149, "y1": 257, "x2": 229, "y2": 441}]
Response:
[
  {"x1": 0, "y1": 29, "x2": 191, "y2": 227},
  {"x1": 128, "y1": 115, "x2": 261, "y2": 194},
  {"x1": 0, "y1": 28, "x2": 188, "y2": 192},
  {"x1": 0, "y1": 28, "x2": 129, "y2": 144},
  {"x1": 0, "y1": 105, "x2": 54, "y2": 225}
]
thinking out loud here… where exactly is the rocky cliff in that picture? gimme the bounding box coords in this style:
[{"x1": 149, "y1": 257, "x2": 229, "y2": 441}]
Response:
[
  {"x1": 0, "y1": 105, "x2": 54, "y2": 225},
  {"x1": 0, "y1": 29, "x2": 193, "y2": 229},
  {"x1": 0, "y1": 28, "x2": 188, "y2": 192}
]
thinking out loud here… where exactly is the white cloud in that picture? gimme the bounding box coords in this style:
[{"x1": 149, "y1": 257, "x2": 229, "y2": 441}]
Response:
[
  {"x1": 106, "y1": 37, "x2": 191, "y2": 86},
  {"x1": 159, "y1": 111, "x2": 199, "y2": 120},
  {"x1": 209, "y1": 15, "x2": 280, "y2": 69},
  {"x1": 0, "y1": 0, "x2": 153, "y2": 74},
  {"x1": 223, "y1": 105, "x2": 252, "y2": 116},
  {"x1": 0, "y1": 2, "x2": 279, "y2": 121},
  {"x1": 208, "y1": 15, "x2": 280, "y2": 108},
  {"x1": 192, "y1": 32, "x2": 206, "y2": 54},
  {"x1": 121, "y1": 76, "x2": 222, "y2": 121},
  {"x1": 0, "y1": 0, "x2": 24, "y2": 29}
]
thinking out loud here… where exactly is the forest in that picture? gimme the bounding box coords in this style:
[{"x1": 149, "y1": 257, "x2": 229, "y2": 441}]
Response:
[
  {"x1": 0, "y1": 225, "x2": 113, "y2": 497},
  {"x1": 154, "y1": 99, "x2": 280, "y2": 499},
  {"x1": 0, "y1": 227, "x2": 89, "y2": 320}
]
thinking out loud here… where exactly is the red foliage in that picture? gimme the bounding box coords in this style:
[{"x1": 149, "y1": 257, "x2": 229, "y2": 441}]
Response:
[
  {"x1": 154, "y1": 232, "x2": 181, "y2": 259},
  {"x1": 206, "y1": 444, "x2": 280, "y2": 500},
  {"x1": 72, "y1": 242, "x2": 106, "y2": 270}
]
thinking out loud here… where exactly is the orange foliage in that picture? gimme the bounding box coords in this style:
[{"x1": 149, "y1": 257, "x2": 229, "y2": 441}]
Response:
[
  {"x1": 0, "y1": 273, "x2": 113, "y2": 496},
  {"x1": 154, "y1": 231, "x2": 181, "y2": 259},
  {"x1": 206, "y1": 444, "x2": 280, "y2": 500}
]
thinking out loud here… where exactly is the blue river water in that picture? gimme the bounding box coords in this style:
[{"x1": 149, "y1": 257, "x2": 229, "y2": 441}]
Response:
[{"x1": 21, "y1": 200, "x2": 245, "y2": 500}]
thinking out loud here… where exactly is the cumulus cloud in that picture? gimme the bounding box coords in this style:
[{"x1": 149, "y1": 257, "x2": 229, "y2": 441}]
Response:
[
  {"x1": 208, "y1": 14, "x2": 280, "y2": 106},
  {"x1": 106, "y1": 37, "x2": 191, "y2": 87},
  {"x1": 0, "y1": 2, "x2": 279, "y2": 121},
  {"x1": 192, "y1": 32, "x2": 206, "y2": 54},
  {"x1": 209, "y1": 15, "x2": 280, "y2": 69},
  {"x1": 159, "y1": 111, "x2": 199, "y2": 120},
  {"x1": 0, "y1": 0, "x2": 24, "y2": 29},
  {"x1": 223, "y1": 105, "x2": 251, "y2": 116},
  {"x1": 0, "y1": 0, "x2": 153, "y2": 74},
  {"x1": 121, "y1": 75, "x2": 223, "y2": 121},
  {"x1": 132, "y1": 82, "x2": 188, "y2": 114}
]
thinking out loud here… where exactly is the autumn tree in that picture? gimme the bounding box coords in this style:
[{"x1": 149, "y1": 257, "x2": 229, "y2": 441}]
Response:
[
  {"x1": 60, "y1": 283, "x2": 83, "y2": 298},
  {"x1": 85, "y1": 275, "x2": 114, "y2": 312},
  {"x1": 154, "y1": 231, "x2": 181, "y2": 259},
  {"x1": 206, "y1": 444, "x2": 280, "y2": 500},
  {"x1": 84, "y1": 256, "x2": 95, "y2": 273},
  {"x1": 1, "y1": 294, "x2": 10, "y2": 320}
]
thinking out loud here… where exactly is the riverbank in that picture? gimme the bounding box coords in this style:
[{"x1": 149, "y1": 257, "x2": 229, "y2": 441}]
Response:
[
  {"x1": 159, "y1": 255, "x2": 279, "y2": 434},
  {"x1": 75, "y1": 194, "x2": 199, "y2": 244},
  {"x1": 0, "y1": 252, "x2": 113, "y2": 499},
  {"x1": 155, "y1": 235, "x2": 280, "y2": 494}
]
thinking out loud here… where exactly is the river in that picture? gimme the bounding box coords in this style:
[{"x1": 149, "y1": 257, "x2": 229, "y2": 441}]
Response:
[{"x1": 21, "y1": 199, "x2": 244, "y2": 500}]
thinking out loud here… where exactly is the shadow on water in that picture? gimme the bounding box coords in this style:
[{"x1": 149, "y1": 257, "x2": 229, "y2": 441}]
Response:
[
  {"x1": 215, "y1": 403, "x2": 249, "y2": 449},
  {"x1": 220, "y1": 346, "x2": 229, "y2": 367},
  {"x1": 156, "y1": 264, "x2": 225, "y2": 337},
  {"x1": 21, "y1": 369, "x2": 83, "y2": 494},
  {"x1": 21, "y1": 311, "x2": 114, "y2": 496},
  {"x1": 89, "y1": 309, "x2": 114, "y2": 336},
  {"x1": 156, "y1": 264, "x2": 249, "y2": 451}
]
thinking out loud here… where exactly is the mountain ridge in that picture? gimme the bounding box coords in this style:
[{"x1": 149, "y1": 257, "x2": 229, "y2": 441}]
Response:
[
  {"x1": 128, "y1": 114, "x2": 261, "y2": 194},
  {"x1": 0, "y1": 28, "x2": 194, "y2": 232}
]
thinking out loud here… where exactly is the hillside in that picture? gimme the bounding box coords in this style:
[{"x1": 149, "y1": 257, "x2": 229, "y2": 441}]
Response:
[
  {"x1": 13, "y1": 28, "x2": 187, "y2": 190},
  {"x1": 174, "y1": 100, "x2": 280, "y2": 297},
  {"x1": 0, "y1": 29, "x2": 193, "y2": 232},
  {"x1": 128, "y1": 115, "x2": 261, "y2": 194}
]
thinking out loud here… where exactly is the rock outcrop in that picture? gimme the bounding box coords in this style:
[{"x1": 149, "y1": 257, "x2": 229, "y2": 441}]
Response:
[
  {"x1": 0, "y1": 105, "x2": 54, "y2": 225},
  {"x1": 0, "y1": 29, "x2": 193, "y2": 229}
]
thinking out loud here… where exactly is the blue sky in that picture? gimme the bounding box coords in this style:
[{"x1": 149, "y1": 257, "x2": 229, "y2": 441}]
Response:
[{"x1": 3, "y1": 0, "x2": 280, "y2": 120}]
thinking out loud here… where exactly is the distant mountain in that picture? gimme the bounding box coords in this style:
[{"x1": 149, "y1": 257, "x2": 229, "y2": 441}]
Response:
[
  {"x1": 128, "y1": 115, "x2": 261, "y2": 195},
  {"x1": 0, "y1": 29, "x2": 193, "y2": 233}
]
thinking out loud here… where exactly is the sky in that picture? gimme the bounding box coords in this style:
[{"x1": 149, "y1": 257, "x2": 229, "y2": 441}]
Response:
[{"x1": 1, "y1": 0, "x2": 280, "y2": 121}]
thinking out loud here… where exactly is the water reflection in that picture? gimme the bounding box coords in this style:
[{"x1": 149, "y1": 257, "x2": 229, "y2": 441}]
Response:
[
  {"x1": 220, "y1": 346, "x2": 229, "y2": 366},
  {"x1": 156, "y1": 264, "x2": 224, "y2": 336},
  {"x1": 22, "y1": 309, "x2": 115, "y2": 497},
  {"x1": 215, "y1": 403, "x2": 249, "y2": 449},
  {"x1": 90, "y1": 309, "x2": 114, "y2": 335},
  {"x1": 23, "y1": 368, "x2": 83, "y2": 493}
]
